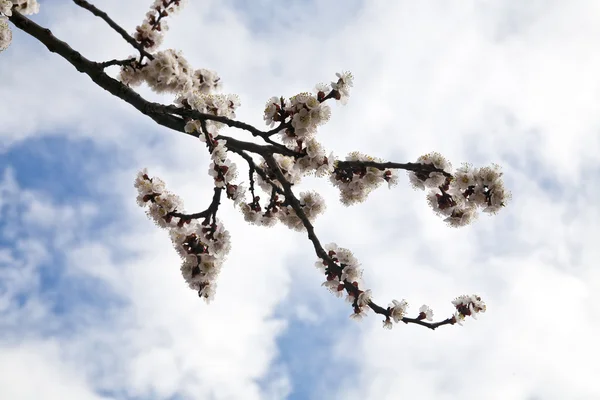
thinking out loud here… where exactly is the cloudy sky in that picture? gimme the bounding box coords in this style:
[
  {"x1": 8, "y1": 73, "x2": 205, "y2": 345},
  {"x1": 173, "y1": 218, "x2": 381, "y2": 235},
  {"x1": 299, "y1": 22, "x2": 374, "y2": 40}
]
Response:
[{"x1": 1, "y1": 0, "x2": 599, "y2": 399}]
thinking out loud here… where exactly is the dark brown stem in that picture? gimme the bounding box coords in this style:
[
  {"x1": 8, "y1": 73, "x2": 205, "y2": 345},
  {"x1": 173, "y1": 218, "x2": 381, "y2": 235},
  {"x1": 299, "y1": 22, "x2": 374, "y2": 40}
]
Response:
[
  {"x1": 337, "y1": 160, "x2": 453, "y2": 178},
  {"x1": 163, "y1": 105, "x2": 301, "y2": 156}
]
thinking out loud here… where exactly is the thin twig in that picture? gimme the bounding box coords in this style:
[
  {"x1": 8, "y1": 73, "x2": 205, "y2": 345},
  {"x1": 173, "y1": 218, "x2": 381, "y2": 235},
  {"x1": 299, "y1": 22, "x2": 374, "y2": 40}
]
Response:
[
  {"x1": 97, "y1": 57, "x2": 136, "y2": 69},
  {"x1": 72, "y1": 0, "x2": 154, "y2": 60},
  {"x1": 168, "y1": 187, "x2": 222, "y2": 225}
]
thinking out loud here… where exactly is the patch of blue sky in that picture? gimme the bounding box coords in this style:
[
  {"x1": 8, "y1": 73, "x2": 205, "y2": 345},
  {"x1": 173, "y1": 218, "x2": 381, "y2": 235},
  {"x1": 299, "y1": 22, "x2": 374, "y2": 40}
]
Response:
[
  {"x1": 269, "y1": 317, "x2": 360, "y2": 399},
  {"x1": 96, "y1": 389, "x2": 184, "y2": 400},
  {"x1": 262, "y1": 259, "x2": 361, "y2": 400},
  {"x1": 0, "y1": 134, "x2": 124, "y2": 203},
  {"x1": 227, "y1": 0, "x2": 363, "y2": 37},
  {"x1": 0, "y1": 135, "x2": 129, "y2": 335}
]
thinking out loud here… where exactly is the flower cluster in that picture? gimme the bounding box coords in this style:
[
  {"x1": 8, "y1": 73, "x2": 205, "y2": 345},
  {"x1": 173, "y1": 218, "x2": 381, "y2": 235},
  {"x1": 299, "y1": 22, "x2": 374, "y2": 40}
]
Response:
[
  {"x1": 316, "y1": 243, "x2": 365, "y2": 301},
  {"x1": 314, "y1": 243, "x2": 486, "y2": 329},
  {"x1": 119, "y1": 49, "x2": 221, "y2": 97},
  {"x1": 278, "y1": 191, "x2": 326, "y2": 231},
  {"x1": 330, "y1": 71, "x2": 354, "y2": 105},
  {"x1": 331, "y1": 152, "x2": 399, "y2": 205},
  {"x1": 0, "y1": 16, "x2": 10, "y2": 52},
  {"x1": 134, "y1": 169, "x2": 231, "y2": 302},
  {"x1": 0, "y1": 0, "x2": 41, "y2": 53},
  {"x1": 240, "y1": 188, "x2": 325, "y2": 230},
  {"x1": 177, "y1": 92, "x2": 240, "y2": 135},
  {"x1": 125, "y1": 49, "x2": 191, "y2": 93},
  {"x1": 8, "y1": 0, "x2": 39, "y2": 15},
  {"x1": 119, "y1": 0, "x2": 221, "y2": 98},
  {"x1": 451, "y1": 294, "x2": 487, "y2": 325},
  {"x1": 294, "y1": 138, "x2": 336, "y2": 177},
  {"x1": 240, "y1": 198, "x2": 278, "y2": 227},
  {"x1": 203, "y1": 135, "x2": 242, "y2": 200},
  {"x1": 408, "y1": 152, "x2": 511, "y2": 227},
  {"x1": 408, "y1": 152, "x2": 453, "y2": 190},
  {"x1": 263, "y1": 72, "x2": 353, "y2": 146},
  {"x1": 256, "y1": 154, "x2": 301, "y2": 193},
  {"x1": 0, "y1": 0, "x2": 11, "y2": 16},
  {"x1": 134, "y1": 0, "x2": 185, "y2": 52}
]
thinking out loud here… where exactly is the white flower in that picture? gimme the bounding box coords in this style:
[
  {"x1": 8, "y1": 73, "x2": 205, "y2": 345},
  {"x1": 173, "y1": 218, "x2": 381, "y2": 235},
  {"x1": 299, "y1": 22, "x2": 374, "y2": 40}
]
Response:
[
  {"x1": 227, "y1": 183, "x2": 246, "y2": 206},
  {"x1": 408, "y1": 152, "x2": 452, "y2": 190},
  {"x1": 199, "y1": 283, "x2": 216, "y2": 303},
  {"x1": 453, "y1": 163, "x2": 476, "y2": 190},
  {"x1": 349, "y1": 307, "x2": 368, "y2": 321},
  {"x1": 192, "y1": 68, "x2": 221, "y2": 94},
  {"x1": 476, "y1": 164, "x2": 503, "y2": 187},
  {"x1": 314, "y1": 259, "x2": 327, "y2": 273},
  {"x1": 357, "y1": 289, "x2": 372, "y2": 307},
  {"x1": 383, "y1": 319, "x2": 393, "y2": 330},
  {"x1": 321, "y1": 279, "x2": 340, "y2": 293},
  {"x1": 482, "y1": 181, "x2": 512, "y2": 214},
  {"x1": 292, "y1": 107, "x2": 311, "y2": 130},
  {"x1": 263, "y1": 96, "x2": 280, "y2": 127},
  {"x1": 453, "y1": 312, "x2": 465, "y2": 326},
  {"x1": 12, "y1": 0, "x2": 39, "y2": 15},
  {"x1": 452, "y1": 294, "x2": 486, "y2": 321},
  {"x1": 389, "y1": 299, "x2": 409, "y2": 323},
  {"x1": 340, "y1": 265, "x2": 361, "y2": 283},
  {"x1": 444, "y1": 206, "x2": 478, "y2": 228},
  {"x1": 331, "y1": 71, "x2": 354, "y2": 104},
  {"x1": 134, "y1": 21, "x2": 163, "y2": 52},
  {"x1": 418, "y1": 305, "x2": 434, "y2": 321},
  {"x1": 0, "y1": 17, "x2": 11, "y2": 52},
  {"x1": 211, "y1": 139, "x2": 228, "y2": 162},
  {"x1": 143, "y1": 49, "x2": 193, "y2": 94},
  {"x1": 1, "y1": 0, "x2": 12, "y2": 16},
  {"x1": 385, "y1": 170, "x2": 399, "y2": 188},
  {"x1": 240, "y1": 203, "x2": 261, "y2": 223},
  {"x1": 314, "y1": 82, "x2": 329, "y2": 95}
]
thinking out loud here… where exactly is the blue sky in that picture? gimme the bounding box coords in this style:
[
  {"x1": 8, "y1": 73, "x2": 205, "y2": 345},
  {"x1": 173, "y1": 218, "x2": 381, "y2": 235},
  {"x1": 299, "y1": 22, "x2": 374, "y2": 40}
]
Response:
[{"x1": 1, "y1": 1, "x2": 600, "y2": 399}]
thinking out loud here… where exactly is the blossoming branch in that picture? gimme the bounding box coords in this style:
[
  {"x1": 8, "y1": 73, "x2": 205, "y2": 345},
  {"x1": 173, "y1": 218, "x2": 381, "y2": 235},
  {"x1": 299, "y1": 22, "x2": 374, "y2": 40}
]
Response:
[{"x1": 3, "y1": 0, "x2": 511, "y2": 330}]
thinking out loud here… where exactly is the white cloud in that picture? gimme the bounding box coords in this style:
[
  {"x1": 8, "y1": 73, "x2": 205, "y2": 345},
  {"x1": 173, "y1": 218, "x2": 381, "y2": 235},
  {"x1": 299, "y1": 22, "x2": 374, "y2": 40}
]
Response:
[
  {"x1": 1, "y1": 0, "x2": 600, "y2": 399},
  {"x1": 0, "y1": 341, "x2": 110, "y2": 400}
]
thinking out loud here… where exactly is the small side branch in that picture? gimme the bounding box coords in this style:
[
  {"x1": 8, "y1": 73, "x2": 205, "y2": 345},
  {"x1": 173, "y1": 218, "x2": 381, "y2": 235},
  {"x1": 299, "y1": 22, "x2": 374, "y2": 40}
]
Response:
[
  {"x1": 265, "y1": 153, "x2": 455, "y2": 330},
  {"x1": 168, "y1": 187, "x2": 222, "y2": 225},
  {"x1": 336, "y1": 160, "x2": 453, "y2": 178},
  {"x1": 97, "y1": 57, "x2": 136, "y2": 69}
]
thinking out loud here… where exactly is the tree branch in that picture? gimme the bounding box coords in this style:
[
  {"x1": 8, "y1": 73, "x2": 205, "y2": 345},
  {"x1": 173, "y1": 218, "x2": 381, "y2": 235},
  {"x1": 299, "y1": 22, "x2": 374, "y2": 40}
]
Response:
[
  {"x1": 8, "y1": 8, "x2": 481, "y2": 331},
  {"x1": 264, "y1": 153, "x2": 455, "y2": 330},
  {"x1": 7, "y1": 11, "x2": 294, "y2": 159}
]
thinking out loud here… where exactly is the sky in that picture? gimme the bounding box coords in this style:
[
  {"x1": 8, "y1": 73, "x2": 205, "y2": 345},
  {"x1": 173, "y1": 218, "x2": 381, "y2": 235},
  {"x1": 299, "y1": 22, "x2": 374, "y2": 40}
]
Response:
[{"x1": 1, "y1": 0, "x2": 599, "y2": 399}]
